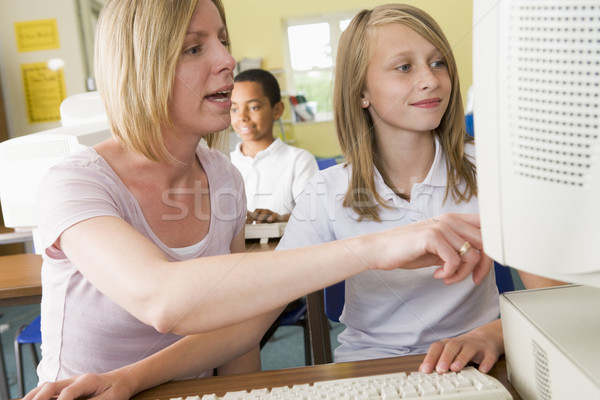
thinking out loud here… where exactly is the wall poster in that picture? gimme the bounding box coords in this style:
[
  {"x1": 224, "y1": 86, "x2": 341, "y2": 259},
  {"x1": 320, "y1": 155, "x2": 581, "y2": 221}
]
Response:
[
  {"x1": 21, "y1": 62, "x2": 66, "y2": 123},
  {"x1": 14, "y1": 19, "x2": 60, "y2": 53}
]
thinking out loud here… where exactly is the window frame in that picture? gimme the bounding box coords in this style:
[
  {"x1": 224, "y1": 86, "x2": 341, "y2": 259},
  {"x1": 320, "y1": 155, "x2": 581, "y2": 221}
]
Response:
[{"x1": 283, "y1": 11, "x2": 357, "y2": 122}]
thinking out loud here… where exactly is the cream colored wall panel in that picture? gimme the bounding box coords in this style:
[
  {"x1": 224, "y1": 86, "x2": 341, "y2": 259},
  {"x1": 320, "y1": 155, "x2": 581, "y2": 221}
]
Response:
[{"x1": 0, "y1": 0, "x2": 87, "y2": 138}]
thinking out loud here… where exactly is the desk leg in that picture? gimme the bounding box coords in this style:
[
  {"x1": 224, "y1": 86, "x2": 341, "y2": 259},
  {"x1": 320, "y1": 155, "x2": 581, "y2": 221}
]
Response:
[{"x1": 306, "y1": 290, "x2": 333, "y2": 365}]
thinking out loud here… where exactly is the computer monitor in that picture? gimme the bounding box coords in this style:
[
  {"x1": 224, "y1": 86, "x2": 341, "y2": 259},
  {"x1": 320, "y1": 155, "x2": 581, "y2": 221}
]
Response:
[
  {"x1": 473, "y1": 0, "x2": 600, "y2": 288},
  {"x1": 60, "y1": 91, "x2": 108, "y2": 129},
  {"x1": 473, "y1": 1, "x2": 600, "y2": 397},
  {"x1": 0, "y1": 93, "x2": 111, "y2": 253}
]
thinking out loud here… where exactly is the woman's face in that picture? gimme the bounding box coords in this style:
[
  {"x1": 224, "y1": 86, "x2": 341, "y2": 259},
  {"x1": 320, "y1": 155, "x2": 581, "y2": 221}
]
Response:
[
  {"x1": 361, "y1": 23, "x2": 451, "y2": 137},
  {"x1": 169, "y1": 0, "x2": 236, "y2": 137}
]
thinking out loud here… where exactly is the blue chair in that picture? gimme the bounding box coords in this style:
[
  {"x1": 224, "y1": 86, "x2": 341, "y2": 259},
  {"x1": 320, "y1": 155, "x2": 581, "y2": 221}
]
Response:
[
  {"x1": 316, "y1": 157, "x2": 338, "y2": 170},
  {"x1": 494, "y1": 262, "x2": 515, "y2": 293},
  {"x1": 323, "y1": 281, "x2": 344, "y2": 323},
  {"x1": 465, "y1": 112, "x2": 474, "y2": 137},
  {"x1": 14, "y1": 315, "x2": 41, "y2": 397},
  {"x1": 260, "y1": 298, "x2": 310, "y2": 365}
]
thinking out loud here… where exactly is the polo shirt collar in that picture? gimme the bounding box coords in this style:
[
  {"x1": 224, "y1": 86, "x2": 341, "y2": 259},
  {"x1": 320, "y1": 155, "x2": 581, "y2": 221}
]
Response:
[
  {"x1": 374, "y1": 136, "x2": 447, "y2": 202},
  {"x1": 253, "y1": 138, "x2": 282, "y2": 160},
  {"x1": 234, "y1": 137, "x2": 283, "y2": 160}
]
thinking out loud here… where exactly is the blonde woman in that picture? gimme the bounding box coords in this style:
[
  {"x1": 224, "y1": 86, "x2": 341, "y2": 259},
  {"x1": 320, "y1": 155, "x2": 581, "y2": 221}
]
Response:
[
  {"x1": 26, "y1": 1, "x2": 491, "y2": 399},
  {"x1": 278, "y1": 3, "x2": 561, "y2": 375}
]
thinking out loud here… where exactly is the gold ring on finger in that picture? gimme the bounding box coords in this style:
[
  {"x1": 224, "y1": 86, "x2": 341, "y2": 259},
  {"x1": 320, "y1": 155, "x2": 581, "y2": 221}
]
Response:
[{"x1": 459, "y1": 241, "x2": 472, "y2": 256}]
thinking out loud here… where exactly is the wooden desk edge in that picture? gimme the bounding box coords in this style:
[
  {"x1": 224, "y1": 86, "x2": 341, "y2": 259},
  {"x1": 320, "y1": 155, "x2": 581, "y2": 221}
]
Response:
[
  {"x1": 0, "y1": 253, "x2": 43, "y2": 306},
  {"x1": 0, "y1": 293, "x2": 41, "y2": 307},
  {"x1": 133, "y1": 355, "x2": 521, "y2": 400}
]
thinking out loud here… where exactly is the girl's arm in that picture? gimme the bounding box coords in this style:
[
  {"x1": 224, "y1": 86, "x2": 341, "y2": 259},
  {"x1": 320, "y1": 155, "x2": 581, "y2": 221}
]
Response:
[
  {"x1": 59, "y1": 213, "x2": 489, "y2": 335},
  {"x1": 517, "y1": 270, "x2": 566, "y2": 289}
]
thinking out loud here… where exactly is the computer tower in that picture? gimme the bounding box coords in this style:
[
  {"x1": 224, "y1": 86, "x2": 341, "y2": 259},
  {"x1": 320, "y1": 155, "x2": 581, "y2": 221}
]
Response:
[{"x1": 500, "y1": 285, "x2": 600, "y2": 399}]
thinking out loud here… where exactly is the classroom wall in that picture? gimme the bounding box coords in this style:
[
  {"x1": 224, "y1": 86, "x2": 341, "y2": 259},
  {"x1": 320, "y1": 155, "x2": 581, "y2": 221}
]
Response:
[
  {"x1": 0, "y1": 1, "x2": 473, "y2": 156},
  {"x1": 0, "y1": 0, "x2": 88, "y2": 138},
  {"x1": 224, "y1": 0, "x2": 473, "y2": 158}
]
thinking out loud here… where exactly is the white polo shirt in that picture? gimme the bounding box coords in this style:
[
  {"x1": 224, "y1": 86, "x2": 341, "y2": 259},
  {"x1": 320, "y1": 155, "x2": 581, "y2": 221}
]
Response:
[
  {"x1": 230, "y1": 138, "x2": 318, "y2": 215},
  {"x1": 277, "y1": 140, "x2": 500, "y2": 362}
]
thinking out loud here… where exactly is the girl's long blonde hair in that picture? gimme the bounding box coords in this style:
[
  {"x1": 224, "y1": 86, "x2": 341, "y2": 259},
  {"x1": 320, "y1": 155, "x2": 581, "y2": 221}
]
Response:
[{"x1": 334, "y1": 3, "x2": 476, "y2": 220}]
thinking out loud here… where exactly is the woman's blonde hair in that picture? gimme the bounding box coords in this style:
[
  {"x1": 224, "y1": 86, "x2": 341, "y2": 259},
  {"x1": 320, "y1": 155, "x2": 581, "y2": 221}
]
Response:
[
  {"x1": 95, "y1": 0, "x2": 230, "y2": 163},
  {"x1": 333, "y1": 3, "x2": 476, "y2": 220}
]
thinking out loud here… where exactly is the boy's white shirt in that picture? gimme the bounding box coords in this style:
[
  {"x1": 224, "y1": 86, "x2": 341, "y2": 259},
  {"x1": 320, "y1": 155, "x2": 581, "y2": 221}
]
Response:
[{"x1": 230, "y1": 138, "x2": 319, "y2": 215}]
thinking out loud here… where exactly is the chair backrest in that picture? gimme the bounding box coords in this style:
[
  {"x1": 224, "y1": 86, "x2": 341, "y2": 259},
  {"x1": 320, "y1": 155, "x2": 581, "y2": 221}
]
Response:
[
  {"x1": 323, "y1": 281, "x2": 344, "y2": 322},
  {"x1": 316, "y1": 157, "x2": 338, "y2": 170},
  {"x1": 494, "y1": 262, "x2": 515, "y2": 293}
]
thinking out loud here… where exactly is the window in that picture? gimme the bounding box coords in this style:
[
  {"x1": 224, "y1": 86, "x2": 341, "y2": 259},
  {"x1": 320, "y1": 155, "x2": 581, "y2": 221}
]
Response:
[
  {"x1": 285, "y1": 13, "x2": 354, "y2": 121},
  {"x1": 76, "y1": 0, "x2": 107, "y2": 90}
]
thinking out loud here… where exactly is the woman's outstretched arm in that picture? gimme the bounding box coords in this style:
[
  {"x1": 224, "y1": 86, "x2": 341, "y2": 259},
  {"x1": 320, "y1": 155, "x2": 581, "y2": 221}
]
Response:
[{"x1": 59, "y1": 213, "x2": 490, "y2": 335}]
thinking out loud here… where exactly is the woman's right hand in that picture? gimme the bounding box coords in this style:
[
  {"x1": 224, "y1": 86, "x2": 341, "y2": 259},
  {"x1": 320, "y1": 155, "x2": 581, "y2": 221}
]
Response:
[
  {"x1": 23, "y1": 370, "x2": 132, "y2": 400},
  {"x1": 366, "y1": 213, "x2": 492, "y2": 285}
]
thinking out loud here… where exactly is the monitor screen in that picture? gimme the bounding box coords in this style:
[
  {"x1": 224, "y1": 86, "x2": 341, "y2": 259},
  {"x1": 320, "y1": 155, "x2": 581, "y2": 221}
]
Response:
[
  {"x1": 473, "y1": 0, "x2": 600, "y2": 287},
  {"x1": 0, "y1": 121, "x2": 111, "y2": 230},
  {"x1": 0, "y1": 92, "x2": 111, "y2": 252}
]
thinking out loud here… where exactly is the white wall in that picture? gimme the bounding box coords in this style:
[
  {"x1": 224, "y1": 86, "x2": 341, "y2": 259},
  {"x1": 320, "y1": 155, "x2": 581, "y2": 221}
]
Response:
[{"x1": 0, "y1": 0, "x2": 88, "y2": 138}]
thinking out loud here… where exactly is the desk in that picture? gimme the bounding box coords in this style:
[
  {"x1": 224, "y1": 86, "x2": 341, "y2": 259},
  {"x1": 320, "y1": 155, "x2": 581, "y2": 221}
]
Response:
[
  {"x1": 0, "y1": 230, "x2": 33, "y2": 246},
  {"x1": 0, "y1": 243, "x2": 522, "y2": 399},
  {"x1": 0, "y1": 254, "x2": 42, "y2": 400},
  {"x1": 0, "y1": 253, "x2": 42, "y2": 307},
  {"x1": 133, "y1": 355, "x2": 521, "y2": 400},
  {"x1": 244, "y1": 238, "x2": 279, "y2": 253}
]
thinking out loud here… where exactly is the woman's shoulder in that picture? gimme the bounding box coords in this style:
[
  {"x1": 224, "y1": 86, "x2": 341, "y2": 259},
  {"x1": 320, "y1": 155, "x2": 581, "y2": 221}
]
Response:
[
  {"x1": 46, "y1": 145, "x2": 112, "y2": 178},
  {"x1": 40, "y1": 146, "x2": 128, "y2": 206}
]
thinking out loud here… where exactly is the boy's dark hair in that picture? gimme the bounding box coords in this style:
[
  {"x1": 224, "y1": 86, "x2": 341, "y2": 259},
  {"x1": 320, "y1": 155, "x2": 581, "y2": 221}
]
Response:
[{"x1": 234, "y1": 69, "x2": 281, "y2": 106}]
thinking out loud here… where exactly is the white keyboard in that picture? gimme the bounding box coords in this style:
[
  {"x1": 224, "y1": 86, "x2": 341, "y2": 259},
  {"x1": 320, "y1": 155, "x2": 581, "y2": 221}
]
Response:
[
  {"x1": 244, "y1": 222, "x2": 287, "y2": 244},
  {"x1": 170, "y1": 367, "x2": 513, "y2": 399}
]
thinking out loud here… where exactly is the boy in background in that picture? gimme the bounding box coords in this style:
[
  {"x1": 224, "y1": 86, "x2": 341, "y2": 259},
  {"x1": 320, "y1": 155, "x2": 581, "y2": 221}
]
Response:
[{"x1": 230, "y1": 69, "x2": 318, "y2": 223}]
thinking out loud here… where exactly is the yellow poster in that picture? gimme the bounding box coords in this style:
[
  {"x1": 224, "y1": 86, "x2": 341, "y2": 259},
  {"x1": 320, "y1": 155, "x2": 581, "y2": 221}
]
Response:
[
  {"x1": 21, "y1": 62, "x2": 66, "y2": 124},
  {"x1": 14, "y1": 19, "x2": 60, "y2": 53}
]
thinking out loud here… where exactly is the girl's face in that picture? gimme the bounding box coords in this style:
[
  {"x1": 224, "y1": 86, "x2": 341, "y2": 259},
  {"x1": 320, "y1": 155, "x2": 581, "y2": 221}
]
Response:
[
  {"x1": 362, "y1": 23, "x2": 451, "y2": 137},
  {"x1": 169, "y1": 0, "x2": 236, "y2": 138}
]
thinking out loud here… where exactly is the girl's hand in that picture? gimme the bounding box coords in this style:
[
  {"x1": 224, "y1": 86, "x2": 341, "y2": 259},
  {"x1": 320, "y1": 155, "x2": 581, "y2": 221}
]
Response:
[{"x1": 419, "y1": 319, "x2": 504, "y2": 374}]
